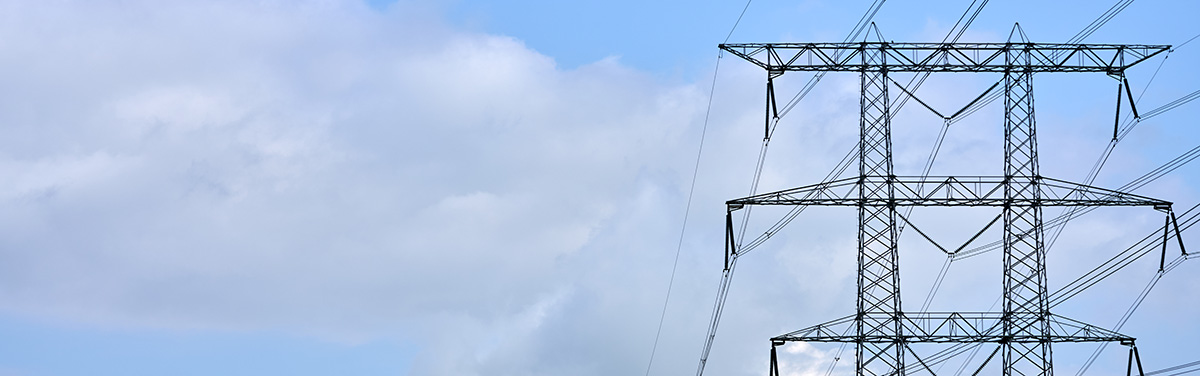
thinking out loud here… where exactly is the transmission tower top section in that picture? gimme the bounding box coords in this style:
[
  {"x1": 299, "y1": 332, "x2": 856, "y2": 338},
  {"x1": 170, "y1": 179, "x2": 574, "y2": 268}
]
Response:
[
  {"x1": 719, "y1": 42, "x2": 1168, "y2": 73},
  {"x1": 718, "y1": 36, "x2": 1181, "y2": 376}
]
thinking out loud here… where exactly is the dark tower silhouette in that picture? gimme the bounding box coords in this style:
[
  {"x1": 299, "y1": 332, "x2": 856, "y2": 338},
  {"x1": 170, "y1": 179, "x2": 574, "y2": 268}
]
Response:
[{"x1": 720, "y1": 38, "x2": 1181, "y2": 376}]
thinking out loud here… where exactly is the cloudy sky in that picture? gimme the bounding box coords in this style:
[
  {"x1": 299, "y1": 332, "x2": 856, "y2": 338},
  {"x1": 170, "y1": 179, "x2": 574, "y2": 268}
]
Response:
[{"x1": 0, "y1": 0, "x2": 1198, "y2": 375}]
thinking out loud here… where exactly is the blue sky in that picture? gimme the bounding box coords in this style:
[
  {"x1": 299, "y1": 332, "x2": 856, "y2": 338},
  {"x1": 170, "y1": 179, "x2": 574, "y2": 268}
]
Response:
[{"x1": 0, "y1": 0, "x2": 1198, "y2": 375}]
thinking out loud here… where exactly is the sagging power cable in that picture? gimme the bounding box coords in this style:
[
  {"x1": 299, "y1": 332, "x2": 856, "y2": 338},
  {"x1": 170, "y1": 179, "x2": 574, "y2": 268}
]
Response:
[
  {"x1": 1051, "y1": 202, "x2": 1198, "y2": 308},
  {"x1": 955, "y1": 141, "x2": 1200, "y2": 260},
  {"x1": 1043, "y1": 56, "x2": 1179, "y2": 256},
  {"x1": 696, "y1": 3, "x2": 889, "y2": 375},
  {"x1": 696, "y1": 2, "x2": 892, "y2": 372},
  {"x1": 808, "y1": 3, "x2": 993, "y2": 374},
  {"x1": 645, "y1": 51, "x2": 722, "y2": 376},
  {"x1": 652, "y1": 2, "x2": 756, "y2": 376},
  {"x1": 951, "y1": 0, "x2": 1139, "y2": 124},
  {"x1": 907, "y1": 33, "x2": 1199, "y2": 376},
  {"x1": 1145, "y1": 359, "x2": 1200, "y2": 376},
  {"x1": 888, "y1": 205, "x2": 1198, "y2": 376},
  {"x1": 769, "y1": 0, "x2": 887, "y2": 138},
  {"x1": 740, "y1": 0, "x2": 995, "y2": 260},
  {"x1": 1075, "y1": 238, "x2": 1195, "y2": 376}
]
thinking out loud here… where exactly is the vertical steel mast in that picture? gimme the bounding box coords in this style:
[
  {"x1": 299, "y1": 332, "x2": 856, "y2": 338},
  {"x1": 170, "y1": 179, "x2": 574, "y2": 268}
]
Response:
[
  {"x1": 1001, "y1": 45, "x2": 1050, "y2": 376},
  {"x1": 856, "y1": 42, "x2": 903, "y2": 376},
  {"x1": 719, "y1": 41, "x2": 1175, "y2": 376}
]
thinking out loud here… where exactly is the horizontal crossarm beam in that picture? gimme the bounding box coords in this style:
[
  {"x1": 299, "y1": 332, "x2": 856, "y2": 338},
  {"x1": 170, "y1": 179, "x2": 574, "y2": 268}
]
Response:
[
  {"x1": 773, "y1": 313, "x2": 1134, "y2": 344},
  {"x1": 718, "y1": 43, "x2": 1169, "y2": 73},
  {"x1": 726, "y1": 176, "x2": 1170, "y2": 208}
]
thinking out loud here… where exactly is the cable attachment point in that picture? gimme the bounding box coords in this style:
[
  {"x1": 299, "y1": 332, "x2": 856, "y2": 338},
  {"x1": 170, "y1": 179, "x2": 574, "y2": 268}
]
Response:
[
  {"x1": 1171, "y1": 209, "x2": 1188, "y2": 256},
  {"x1": 764, "y1": 72, "x2": 783, "y2": 140},
  {"x1": 768, "y1": 343, "x2": 781, "y2": 376},
  {"x1": 725, "y1": 210, "x2": 736, "y2": 271},
  {"x1": 1114, "y1": 75, "x2": 1124, "y2": 141}
]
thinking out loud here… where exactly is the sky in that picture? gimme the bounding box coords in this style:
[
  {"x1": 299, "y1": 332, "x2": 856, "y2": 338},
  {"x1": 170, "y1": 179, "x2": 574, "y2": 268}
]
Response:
[{"x1": 0, "y1": 0, "x2": 1198, "y2": 375}]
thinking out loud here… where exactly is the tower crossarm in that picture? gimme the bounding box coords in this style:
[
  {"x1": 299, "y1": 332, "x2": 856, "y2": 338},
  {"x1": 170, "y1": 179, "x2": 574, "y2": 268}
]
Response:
[
  {"x1": 718, "y1": 42, "x2": 1169, "y2": 73},
  {"x1": 726, "y1": 176, "x2": 1170, "y2": 208},
  {"x1": 771, "y1": 312, "x2": 1134, "y2": 344}
]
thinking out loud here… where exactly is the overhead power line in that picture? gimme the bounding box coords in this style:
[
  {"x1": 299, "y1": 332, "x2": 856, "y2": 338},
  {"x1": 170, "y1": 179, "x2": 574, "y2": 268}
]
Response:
[
  {"x1": 697, "y1": 1, "x2": 1197, "y2": 375},
  {"x1": 695, "y1": 2, "x2": 889, "y2": 375}
]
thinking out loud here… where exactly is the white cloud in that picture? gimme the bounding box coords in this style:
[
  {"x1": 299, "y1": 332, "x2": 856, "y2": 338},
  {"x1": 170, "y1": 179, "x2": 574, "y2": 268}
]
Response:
[
  {"x1": 1, "y1": 1, "x2": 1197, "y2": 375},
  {"x1": 0, "y1": 1, "x2": 755, "y2": 374}
]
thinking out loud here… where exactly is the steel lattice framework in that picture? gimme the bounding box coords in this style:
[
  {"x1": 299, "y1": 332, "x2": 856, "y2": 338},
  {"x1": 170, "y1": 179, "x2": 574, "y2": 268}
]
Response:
[
  {"x1": 719, "y1": 43, "x2": 1166, "y2": 73},
  {"x1": 720, "y1": 41, "x2": 1177, "y2": 376}
]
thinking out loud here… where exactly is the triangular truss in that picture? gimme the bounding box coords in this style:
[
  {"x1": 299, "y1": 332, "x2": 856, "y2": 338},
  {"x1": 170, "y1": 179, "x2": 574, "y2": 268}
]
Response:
[
  {"x1": 773, "y1": 312, "x2": 1134, "y2": 344},
  {"x1": 719, "y1": 43, "x2": 1169, "y2": 73},
  {"x1": 727, "y1": 176, "x2": 1171, "y2": 208},
  {"x1": 720, "y1": 40, "x2": 1174, "y2": 376}
]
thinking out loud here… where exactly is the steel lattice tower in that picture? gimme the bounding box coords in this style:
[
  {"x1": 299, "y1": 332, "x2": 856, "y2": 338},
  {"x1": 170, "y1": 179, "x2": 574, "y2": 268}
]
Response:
[{"x1": 720, "y1": 39, "x2": 1182, "y2": 376}]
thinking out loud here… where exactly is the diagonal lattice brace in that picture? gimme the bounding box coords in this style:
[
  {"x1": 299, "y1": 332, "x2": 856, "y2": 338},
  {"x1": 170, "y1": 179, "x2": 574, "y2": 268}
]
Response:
[
  {"x1": 720, "y1": 43, "x2": 1168, "y2": 73},
  {"x1": 1002, "y1": 46, "x2": 1051, "y2": 376},
  {"x1": 773, "y1": 313, "x2": 1135, "y2": 344},
  {"x1": 855, "y1": 40, "x2": 905, "y2": 376},
  {"x1": 726, "y1": 176, "x2": 1171, "y2": 208},
  {"x1": 721, "y1": 38, "x2": 1172, "y2": 376}
]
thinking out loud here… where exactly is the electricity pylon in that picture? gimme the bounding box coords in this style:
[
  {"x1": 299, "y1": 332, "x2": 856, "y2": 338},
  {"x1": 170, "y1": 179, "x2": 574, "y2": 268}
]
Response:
[{"x1": 720, "y1": 38, "x2": 1183, "y2": 376}]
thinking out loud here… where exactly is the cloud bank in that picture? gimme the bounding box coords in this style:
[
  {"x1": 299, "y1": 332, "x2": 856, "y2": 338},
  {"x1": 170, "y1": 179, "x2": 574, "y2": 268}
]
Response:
[
  {"x1": 2, "y1": 1, "x2": 1197, "y2": 375},
  {"x1": 0, "y1": 0, "x2": 718, "y2": 372}
]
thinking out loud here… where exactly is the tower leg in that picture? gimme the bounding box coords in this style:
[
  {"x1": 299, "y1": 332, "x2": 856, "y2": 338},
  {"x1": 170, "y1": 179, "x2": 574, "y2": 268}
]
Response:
[
  {"x1": 1002, "y1": 46, "x2": 1052, "y2": 376},
  {"x1": 856, "y1": 43, "x2": 903, "y2": 376}
]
